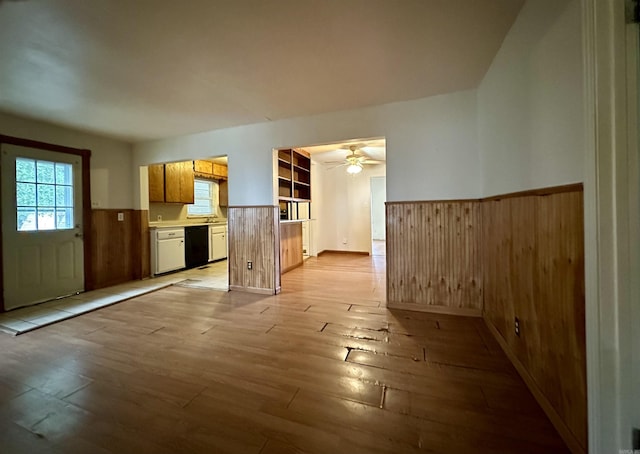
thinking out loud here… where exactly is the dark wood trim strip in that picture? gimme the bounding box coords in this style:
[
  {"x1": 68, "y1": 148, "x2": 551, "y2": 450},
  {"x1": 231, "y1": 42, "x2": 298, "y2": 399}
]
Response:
[
  {"x1": 482, "y1": 182, "x2": 583, "y2": 201},
  {"x1": 318, "y1": 250, "x2": 370, "y2": 256},
  {"x1": 0, "y1": 135, "x2": 91, "y2": 157},
  {"x1": 0, "y1": 135, "x2": 93, "y2": 308},
  {"x1": 385, "y1": 183, "x2": 584, "y2": 207},
  {"x1": 386, "y1": 198, "x2": 481, "y2": 205}
]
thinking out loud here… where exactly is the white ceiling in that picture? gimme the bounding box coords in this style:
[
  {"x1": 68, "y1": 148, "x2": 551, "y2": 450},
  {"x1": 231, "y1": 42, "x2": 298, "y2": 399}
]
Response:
[
  {"x1": 0, "y1": 0, "x2": 524, "y2": 143},
  {"x1": 302, "y1": 138, "x2": 386, "y2": 164}
]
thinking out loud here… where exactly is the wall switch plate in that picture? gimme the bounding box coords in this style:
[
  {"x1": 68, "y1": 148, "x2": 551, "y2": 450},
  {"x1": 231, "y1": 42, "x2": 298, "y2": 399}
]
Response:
[
  {"x1": 157, "y1": 215, "x2": 162, "y2": 221},
  {"x1": 515, "y1": 317, "x2": 521, "y2": 337},
  {"x1": 247, "y1": 261, "x2": 252, "y2": 270},
  {"x1": 342, "y1": 237, "x2": 347, "y2": 244},
  {"x1": 117, "y1": 212, "x2": 124, "y2": 221}
]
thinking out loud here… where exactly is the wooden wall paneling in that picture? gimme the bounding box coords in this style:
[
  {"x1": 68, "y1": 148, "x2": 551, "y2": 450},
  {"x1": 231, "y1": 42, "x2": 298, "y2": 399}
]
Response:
[
  {"x1": 482, "y1": 189, "x2": 586, "y2": 454},
  {"x1": 280, "y1": 222, "x2": 303, "y2": 273},
  {"x1": 90, "y1": 209, "x2": 150, "y2": 290},
  {"x1": 386, "y1": 200, "x2": 482, "y2": 316},
  {"x1": 148, "y1": 164, "x2": 165, "y2": 202},
  {"x1": 228, "y1": 206, "x2": 279, "y2": 294}
]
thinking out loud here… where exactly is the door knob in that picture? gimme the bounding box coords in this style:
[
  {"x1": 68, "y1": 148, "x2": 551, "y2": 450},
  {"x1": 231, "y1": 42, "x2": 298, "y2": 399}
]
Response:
[{"x1": 75, "y1": 233, "x2": 83, "y2": 238}]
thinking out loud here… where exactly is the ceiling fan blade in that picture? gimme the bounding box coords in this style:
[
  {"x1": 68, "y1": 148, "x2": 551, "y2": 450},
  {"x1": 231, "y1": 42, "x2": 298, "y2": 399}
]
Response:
[
  {"x1": 362, "y1": 159, "x2": 384, "y2": 165},
  {"x1": 326, "y1": 162, "x2": 349, "y2": 170}
]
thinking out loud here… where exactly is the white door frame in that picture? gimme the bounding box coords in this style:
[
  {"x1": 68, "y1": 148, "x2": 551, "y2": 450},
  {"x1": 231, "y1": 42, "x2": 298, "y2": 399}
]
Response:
[
  {"x1": 0, "y1": 135, "x2": 92, "y2": 312},
  {"x1": 582, "y1": 0, "x2": 640, "y2": 451}
]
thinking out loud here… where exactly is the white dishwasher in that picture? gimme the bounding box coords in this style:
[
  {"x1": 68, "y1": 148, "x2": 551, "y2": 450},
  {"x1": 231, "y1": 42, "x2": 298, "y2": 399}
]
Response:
[
  {"x1": 209, "y1": 225, "x2": 227, "y2": 261},
  {"x1": 154, "y1": 228, "x2": 185, "y2": 274}
]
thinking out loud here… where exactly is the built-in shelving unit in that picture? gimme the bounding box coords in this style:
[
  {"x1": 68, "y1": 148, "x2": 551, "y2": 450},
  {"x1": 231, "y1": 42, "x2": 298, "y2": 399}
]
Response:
[{"x1": 277, "y1": 148, "x2": 311, "y2": 220}]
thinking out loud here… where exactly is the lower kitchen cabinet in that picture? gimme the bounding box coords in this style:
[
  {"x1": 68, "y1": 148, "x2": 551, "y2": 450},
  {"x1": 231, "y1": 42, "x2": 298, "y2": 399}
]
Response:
[
  {"x1": 151, "y1": 228, "x2": 186, "y2": 275},
  {"x1": 209, "y1": 225, "x2": 227, "y2": 261}
]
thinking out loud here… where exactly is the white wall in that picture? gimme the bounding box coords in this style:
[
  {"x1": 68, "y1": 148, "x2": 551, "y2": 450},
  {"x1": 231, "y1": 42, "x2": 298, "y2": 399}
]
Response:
[
  {"x1": 314, "y1": 163, "x2": 386, "y2": 254},
  {"x1": 0, "y1": 112, "x2": 134, "y2": 208},
  {"x1": 370, "y1": 176, "x2": 386, "y2": 240},
  {"x1": 478, "y1": 0, "x2": 583, "y2": 196},
  {"x1": 133, "y1": 89, "x2": 480, "y2": 205}
]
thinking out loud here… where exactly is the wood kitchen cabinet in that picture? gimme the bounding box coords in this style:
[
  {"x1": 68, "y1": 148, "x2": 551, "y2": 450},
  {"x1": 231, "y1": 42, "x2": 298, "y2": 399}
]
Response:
[
  {"x1": 219, "y1": 180, "x2": 228, "y2": 206},
  {"x1": 148, "y1": 164, "x2": 165, "y2": 203},
  {"x1": 163, "y1": 161, "x2": 194, "y2": 204},
  {"x1": 194, "y1": 160, "x2": 213, "y2": 174},
  {"x1": 194, "y1": 160, "x2": 227, "y2": 180},
  {"x1": 213, "y1": 163, "x2": 228, "y2": 178}
]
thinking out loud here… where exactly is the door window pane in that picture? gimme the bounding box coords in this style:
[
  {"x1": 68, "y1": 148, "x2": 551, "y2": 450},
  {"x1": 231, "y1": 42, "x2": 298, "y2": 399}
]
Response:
[
  {"x1": 37, "y1": 209, "x2": 56, "y2": 230},
  {"x1": 55, "y1": 163, "x2": 73, "y2": 185},
  {"x1": 55, "y1": 186, "x2": 73, "y2": 207},
  {"x1": 16, "y1": 158, "x2": 36, "y2": 183},
  {"x1": 16, "y1": 182, "x2": 36, "y2": 206},
  {"x1": 36, "y1": 161, "x2": 55, "y2": 184},
  {"x1": 15, "y1": 158, "x2": 76, "y2": 232},
  {"x1": 56, "y1": 208, "x2": 73, "y2": 229},
  {"x1": 37, "y1": 184, "x2": 55, "y2": 207},
  {"x1": 17, "y1": 207, "x2": 36, "y2": 231}
]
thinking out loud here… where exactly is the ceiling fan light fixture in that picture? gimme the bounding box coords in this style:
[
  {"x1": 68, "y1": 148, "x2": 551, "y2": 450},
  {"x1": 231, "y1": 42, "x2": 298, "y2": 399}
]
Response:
[{"x1": 346, "y1": 163, "x2": 363, "y2": 174}]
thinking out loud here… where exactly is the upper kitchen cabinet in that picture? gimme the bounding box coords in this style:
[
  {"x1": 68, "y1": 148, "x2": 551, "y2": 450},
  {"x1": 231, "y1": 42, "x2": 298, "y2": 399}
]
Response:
[
  {"x1": 194, "y1": 160, "x2": 228, "y2": 180},
  {"x1": 165, "y1": 161, "x2": 194, "y2": 203},
  {"x1": 278, "y1": 149, "x2": 311, "y2": 202},
  {"x1": 148, "y1": 164, "x2": 165, "y2": 203},
  {"x1": 149, "y1": 161, "x2": 194, "y2": 204}
]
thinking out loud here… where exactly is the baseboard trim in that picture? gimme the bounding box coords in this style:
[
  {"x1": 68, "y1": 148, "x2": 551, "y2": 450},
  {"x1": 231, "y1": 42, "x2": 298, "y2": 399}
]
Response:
[
  {"x1": 483, "y1": 317, "x2": 585, "y2": 454},
  {"x1": 387, "y1": 301, "x2": 482, "y2": 317},
  {"x1": 318, "y1": 250, "x2": 370, "y2": 256},
  {"x1": 282, "y1": 262, "x2": 304, "y2": 274},
  {"x1": 229, "y1": 285, "x2": 276, "y2": 295}
]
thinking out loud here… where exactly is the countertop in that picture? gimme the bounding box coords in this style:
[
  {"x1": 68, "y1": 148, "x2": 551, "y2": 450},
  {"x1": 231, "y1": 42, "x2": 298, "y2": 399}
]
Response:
[
  {"x1": 149, "y1": 219, "x2": 227, "y2": 229},
  {"x1": 280, "y1": 219, "x2": 314, "y2": 224}
]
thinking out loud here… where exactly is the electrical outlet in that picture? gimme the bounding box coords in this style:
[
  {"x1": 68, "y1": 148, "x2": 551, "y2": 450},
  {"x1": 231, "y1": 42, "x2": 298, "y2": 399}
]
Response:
[
  {"x1": 342, "y1": 237, "x2": 347, "y2": 244},
  {"x1": 633, "y1": 427, "x2": 640, "y2": 450},
  {"x1": 117, "y1": 212, "x2": 124, "y2": 222},
  {"x1": 514, "y1": 317, "x2": 520, "y2": 337},
  {"x1": 157, "y1": 214, "x2": 162, "y2": 222},
  {"x1": 247, "y1": 261, "x2": 252, "y2": 270}
]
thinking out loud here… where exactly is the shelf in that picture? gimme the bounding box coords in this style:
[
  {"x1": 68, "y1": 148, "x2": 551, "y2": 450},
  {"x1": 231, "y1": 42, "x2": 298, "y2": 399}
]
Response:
[
  {"x1": 293, "y1": 164, "x2": 310, "y2": 172},
  {"x1": 294, "y1": 181, "x2": 310, "y2": 187},
  {"x1": 278, "y1": 176, "x2": 292, "y2": 182},
  {"x1": 278, "y1": 158, "x2": 291, "y2": 166}
]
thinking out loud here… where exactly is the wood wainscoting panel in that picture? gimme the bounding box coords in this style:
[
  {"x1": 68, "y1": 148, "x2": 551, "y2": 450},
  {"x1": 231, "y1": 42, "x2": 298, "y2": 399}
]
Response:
[
  {"x1": 280, "y1": 222, "x2": 303, "y2": 273},
  {"x1": 482, "y1": 189, "x2": 586, "y2": 454},
  {"x1": 91, "y1": 209, "x2": 150, "y2": 289},
  {"x1": 386, "y1": 201, "x2": 482, "y2": 315},
  {"x1": 228, "y1": 206, "x2": 281, "y2": 294}
]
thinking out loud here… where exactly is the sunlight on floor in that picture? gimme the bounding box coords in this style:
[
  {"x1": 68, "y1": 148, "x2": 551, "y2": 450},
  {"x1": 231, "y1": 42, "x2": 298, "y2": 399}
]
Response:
[{"x1": 0, "y1": 260, "x2": 228, "y2": 335}]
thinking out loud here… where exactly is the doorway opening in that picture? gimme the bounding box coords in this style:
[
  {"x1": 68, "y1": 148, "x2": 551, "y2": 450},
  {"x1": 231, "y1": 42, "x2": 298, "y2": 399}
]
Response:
[
  {"x1": 370, "y1": 176, "x2": 386, "y2": 257},
  {"x1": 144, "y1": 156, "x2": 229, "y2": 290},
  {"x1": 276, "y1": 137, "x2": 386, "y2": 288}
]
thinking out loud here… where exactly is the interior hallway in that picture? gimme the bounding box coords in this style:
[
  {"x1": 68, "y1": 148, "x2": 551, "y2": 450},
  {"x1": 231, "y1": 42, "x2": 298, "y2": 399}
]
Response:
[{"x1": 0, "y1": 253, "x2": 567, "y2": 453}]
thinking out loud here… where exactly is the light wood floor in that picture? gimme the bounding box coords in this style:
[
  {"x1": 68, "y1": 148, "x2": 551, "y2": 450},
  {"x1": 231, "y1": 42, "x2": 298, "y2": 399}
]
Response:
[{"x1": 0, "y1": 253, "x2": 568, "y2": 453}]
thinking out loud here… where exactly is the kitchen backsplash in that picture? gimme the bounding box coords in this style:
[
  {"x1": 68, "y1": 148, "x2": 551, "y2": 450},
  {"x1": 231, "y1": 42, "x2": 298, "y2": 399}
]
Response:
[{"x1": 149, "y1": 203, "x2": 227, "y2": 222}]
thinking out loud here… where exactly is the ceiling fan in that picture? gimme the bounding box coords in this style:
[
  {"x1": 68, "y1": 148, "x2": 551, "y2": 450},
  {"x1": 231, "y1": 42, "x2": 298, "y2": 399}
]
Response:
[{"x1": 328, "y1": 145, "x2": 383, "y2": 174}]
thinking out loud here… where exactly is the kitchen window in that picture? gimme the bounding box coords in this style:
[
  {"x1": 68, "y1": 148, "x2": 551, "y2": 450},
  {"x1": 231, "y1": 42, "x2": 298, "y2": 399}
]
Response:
[{"x1": 187, "y1": 179, "x2": 215, "y2": 216}]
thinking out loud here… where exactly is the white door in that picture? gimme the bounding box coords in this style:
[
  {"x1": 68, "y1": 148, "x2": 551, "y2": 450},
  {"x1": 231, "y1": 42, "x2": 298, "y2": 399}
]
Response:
[{"x1": 1, "y1": 144, "x2": 84, "y2": 310}]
